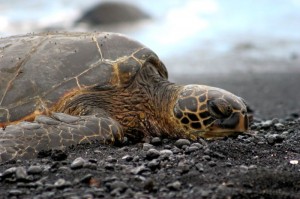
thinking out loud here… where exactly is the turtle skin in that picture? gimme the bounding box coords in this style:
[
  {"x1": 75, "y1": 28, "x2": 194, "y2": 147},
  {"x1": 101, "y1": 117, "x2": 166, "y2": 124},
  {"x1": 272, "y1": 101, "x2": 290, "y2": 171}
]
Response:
[{"x1": 0, "y1": 32, "x2": 250, "y2": 163}]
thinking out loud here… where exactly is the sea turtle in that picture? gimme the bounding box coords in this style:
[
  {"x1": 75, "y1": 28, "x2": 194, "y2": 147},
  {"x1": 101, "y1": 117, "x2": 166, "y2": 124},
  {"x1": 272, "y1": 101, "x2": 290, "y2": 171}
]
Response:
[{"x1": 0, "y1": 32, "x2": 249, "y2": 163}]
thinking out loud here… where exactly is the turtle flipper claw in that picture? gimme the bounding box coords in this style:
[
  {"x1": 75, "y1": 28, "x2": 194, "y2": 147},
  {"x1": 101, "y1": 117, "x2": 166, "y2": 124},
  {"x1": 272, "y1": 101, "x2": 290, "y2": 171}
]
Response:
[{"x1": 0, "y1": 113, "x2": 123, "y2": 163}]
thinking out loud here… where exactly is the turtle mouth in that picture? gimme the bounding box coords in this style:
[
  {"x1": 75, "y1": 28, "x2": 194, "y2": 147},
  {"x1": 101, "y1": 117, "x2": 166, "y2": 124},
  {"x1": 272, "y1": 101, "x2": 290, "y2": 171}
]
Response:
[{"x1": 190, "y1": 113, "x2": 250, "y2": 139}]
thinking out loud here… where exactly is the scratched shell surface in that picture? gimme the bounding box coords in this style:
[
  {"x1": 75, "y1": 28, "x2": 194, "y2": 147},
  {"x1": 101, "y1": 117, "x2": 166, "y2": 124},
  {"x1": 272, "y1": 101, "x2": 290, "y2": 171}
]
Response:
[{"x1": 0, "y1": 32, "x2": 158, "y2": 123}]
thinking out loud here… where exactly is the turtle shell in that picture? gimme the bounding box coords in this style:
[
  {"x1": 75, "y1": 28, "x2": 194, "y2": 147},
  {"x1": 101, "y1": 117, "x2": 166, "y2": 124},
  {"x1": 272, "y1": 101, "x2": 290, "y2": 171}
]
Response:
[{"x1": 0, "y1": 32, "x2": 167, "y2": 124}]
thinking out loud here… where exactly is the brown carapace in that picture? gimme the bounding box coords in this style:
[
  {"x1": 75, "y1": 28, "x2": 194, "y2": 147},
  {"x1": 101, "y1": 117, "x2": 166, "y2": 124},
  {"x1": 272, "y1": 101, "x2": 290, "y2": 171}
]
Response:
[{"x1": 0, "y1": 32, "x2": 250, "y2": 163}]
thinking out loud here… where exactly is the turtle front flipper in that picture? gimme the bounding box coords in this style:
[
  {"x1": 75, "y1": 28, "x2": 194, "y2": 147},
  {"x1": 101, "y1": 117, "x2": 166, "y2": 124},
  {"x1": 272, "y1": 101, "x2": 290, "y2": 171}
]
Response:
[{"x1": 0, "y1": 113, "x2": 124, "y2": 163}]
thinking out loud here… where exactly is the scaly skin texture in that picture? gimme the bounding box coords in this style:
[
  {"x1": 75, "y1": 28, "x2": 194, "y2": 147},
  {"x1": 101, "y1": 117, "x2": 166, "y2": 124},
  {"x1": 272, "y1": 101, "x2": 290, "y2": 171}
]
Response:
[
  {"x1": 0, "y1": 32, "x2": 249, "y2": 163},
  {"x1": 51, "y1": 60, "x2": 248, "y2": 141}
]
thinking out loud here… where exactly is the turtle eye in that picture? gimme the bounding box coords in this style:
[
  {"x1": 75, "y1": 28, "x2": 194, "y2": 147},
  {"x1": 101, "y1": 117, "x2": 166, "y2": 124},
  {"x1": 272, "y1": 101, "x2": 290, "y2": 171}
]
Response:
[{"x1": 208, "y1": 99, "x2": 232, "y2": 119}]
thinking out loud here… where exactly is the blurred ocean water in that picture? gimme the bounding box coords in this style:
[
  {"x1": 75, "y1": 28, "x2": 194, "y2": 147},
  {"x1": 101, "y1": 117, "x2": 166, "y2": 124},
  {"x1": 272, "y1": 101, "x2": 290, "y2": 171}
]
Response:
[{"x1": 1, "y1": 0, "x2": 300, "y2": 75}]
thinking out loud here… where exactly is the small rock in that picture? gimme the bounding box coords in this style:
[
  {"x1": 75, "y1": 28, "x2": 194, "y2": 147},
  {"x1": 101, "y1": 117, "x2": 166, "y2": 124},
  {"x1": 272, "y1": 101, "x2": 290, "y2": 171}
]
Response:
[
  {"x1": 274, "y1": 123, "x2": 284, "y2": 131},
  {"x1": 147, "y1": 159, "x2": 160, "y2": 170},
  {"x1": 271, "y1": 118, "x2": 279, "y2": 124},
  {"x1": 204, "y1": 148, "x2": 211, "y2": 155},
  {"x1": 133, "y1": 156, "x2": 140, "y2": 162},
  {"x1": 104, "y1": 163, "x2": 115, "y2": 170},
  {"x1": 225, "y1": 162, "x2": 233, "y2": 167},
  {"x1": 146, "y1": 149, "x2": 160, "y2": 160},
  {"x1": 54, "y1": 178, "x2": 71, "y2": 189},
  {"x1": 202, "y1": 155, "x2": 211, "y2": 161},
  {"x1": 208, "y1": 161, "x2": 216, "y2": 167},
  {"x1": 248, "y1": 165, "x2": 257, "y2": 170},
  {"x1": 290, "y1": 160, "x2": 299, "y2": 165},
  {"x1": 240, "y1": 165, "x2": 249, "y2": 172},
  {"x1": 15, "y1": 167, "x2": 28, "y2": 180},
  {"x1": 159, "y1": 149, "x2": 173, "y2": 158},
  {"x1": 282, "y1": 131, "x2": 289, "y2": 136},
  {"x1": 150, "y1": 137, "x2": 162, "y2": 146},
  {"x1": 175, "y1": 139, "x2": 191, "y2": 148},
  {"x1": 109, "y1": 180, "x2": 128, "y2": 192},
  {"x1": 178, "y1": 162, "x2": 190, "y2": 174},
  {"x1": 122, "y1": 155, "x2": 133, "y2": 161},
  {"x1": 191, "y1": 143, "x2": 203, "y2": 149},
  {"x1": 171, "y1": 147, "x2": 181, "y2": 154},
  {"x1": 71, "y1": 157, "x2": 86, "y2": 169},
  {"x1": 58, "y1": 166, "x2": 72, "y2": 173},
  {"x1": 142, "y1": 143, "x2": 154, "y2": 151},
  {"x1": 195, "y1": 163, "x2": 204, "y2": 172},
  {"x1": 167, "y1": 181, "x2": 181, "y2": 191},
  {"x1": 185, "y1": 146, "x2": 199, "y2": 153},
  {"x1": 265, "y1": 133, "x2": 285, "y2": 144},
  {"x1": 106, "y1": 156, "x2": 117, "y2": 163},
  {"x1": 130, "y1": 165, "x2": 150, "y2": 175},
  {"x1": 261, "y1": 120, "x2": 273, "y2": 128},
  {"x1": 2, "y1": 167, "x2": 17, "y2": 178},
  {"x1": 8, "y1": 189, "x2": 23, "y2": 196},
  {"x1": 27, "y1": 165, "x2": 43, "y2": 174}
]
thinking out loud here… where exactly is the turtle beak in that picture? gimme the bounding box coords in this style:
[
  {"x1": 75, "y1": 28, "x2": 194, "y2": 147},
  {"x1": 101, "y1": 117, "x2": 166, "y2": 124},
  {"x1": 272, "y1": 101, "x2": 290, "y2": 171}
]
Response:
[
  {"x1": 236, "y1": 113, "x2": 250, "y2": 132},
  {"x1": 192, "y1": 112, "x2": 251, "y2": 139}
]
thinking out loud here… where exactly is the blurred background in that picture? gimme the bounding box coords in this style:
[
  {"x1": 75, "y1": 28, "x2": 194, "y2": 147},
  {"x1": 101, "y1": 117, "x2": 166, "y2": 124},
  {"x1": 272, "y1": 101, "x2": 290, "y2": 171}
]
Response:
[{"x1": 0, "y1": 0, "x2": 300, "y2": 118}]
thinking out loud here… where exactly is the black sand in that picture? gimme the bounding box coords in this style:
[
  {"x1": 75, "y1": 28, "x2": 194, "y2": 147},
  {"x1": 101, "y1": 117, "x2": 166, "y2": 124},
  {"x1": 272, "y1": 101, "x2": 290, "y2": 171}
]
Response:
[{"x1": 0, "y1": 69, "x2": 299, "y2": 198}]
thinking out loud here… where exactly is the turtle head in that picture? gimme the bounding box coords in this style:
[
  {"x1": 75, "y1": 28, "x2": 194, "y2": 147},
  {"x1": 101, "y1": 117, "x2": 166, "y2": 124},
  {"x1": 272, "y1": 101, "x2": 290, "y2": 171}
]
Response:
[{"x1": 172, "y1": 85, "x2": 249, "y2": 139}]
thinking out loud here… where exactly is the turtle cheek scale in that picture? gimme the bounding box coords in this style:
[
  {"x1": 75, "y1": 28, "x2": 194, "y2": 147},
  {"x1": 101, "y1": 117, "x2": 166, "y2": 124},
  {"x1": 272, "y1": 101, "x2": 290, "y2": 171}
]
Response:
[{"x1": 172, "y1": 85, "x2": 249, "y2": 139}]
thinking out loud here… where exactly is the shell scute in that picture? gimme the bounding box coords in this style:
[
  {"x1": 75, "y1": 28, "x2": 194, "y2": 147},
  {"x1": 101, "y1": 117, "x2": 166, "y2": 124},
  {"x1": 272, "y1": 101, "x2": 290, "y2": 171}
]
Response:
[{"x1": 0, "y1": 32, "x2": 163, "y2": 124}]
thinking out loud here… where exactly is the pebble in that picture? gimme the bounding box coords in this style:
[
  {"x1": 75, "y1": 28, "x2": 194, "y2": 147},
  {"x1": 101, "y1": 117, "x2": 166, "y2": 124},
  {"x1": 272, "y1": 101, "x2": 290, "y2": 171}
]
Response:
[
  {"x1": 191, "y1": 143, "x2": 203, "y2": 149},
  {"x1": 202, "y1": 155, "x2": 211, "y2": 161},
  {"x1": 159, "y1": 149, "x2": 173, "y2": 157},
  {"x1": 185, "y1": 146, "x2": 199, "y2": 154},
  {"x1": 147, "y1": 159, "x2": 160, "y2": 170},
  {"x1": 174, "y1": 139, "x2": 191, "y2": 148},
  {"x1": 146, "y1": 149, "x2": 160, "y2": 160},
  {"x1": 167, "y1": 181, "x2": 181, "y2": 191},
  {"x1": 195, "y1": 163, "x2": 204, "y2": 172},
  {"x1": 172, "y1": 147, "x2": 181, "y2": 154},
  {"x1": 121, "y1": 155, "x2": 133, "y2": 161},
  {"x1": 208, "y1": 161, "x2": 217, "y2": 167},
  {"x1": 274, "y1": 123, "x2": 284, "y2": 131},
  {"x1": 54, "y1": 178, "x2": 72, "y2": 188},
  {"x1": 130, "y1": 165, "x2": 150, "y2": 175},
  {"x1": 142, "y1": 143, "x2": 154, "y2": 151},
  {"x1": 15, "y1": 167, "x2": 28, "y2": 180},
  {"x1": 104, "y1": 163, "x2": 115, "y2": 170},
  {"x1": 109, "y1": 180, "x2": 128, "y2": 192},
  {"x1": 178, "y1": 162, "x2": 190, "y2": 174},
  {"x1": 8, "y1": 189, "x2": 23, "y2": 196},
  {"x1": 71, "y1": 157, "x2": 86, "y2": 169},
  {"x1": 106, "y1": 156, "x2": 117, "y2": 163},
  {"x1": 265, "y1": 133, "x2": 285, "y2": 144},
  {"x1": 84, "y1": 163, "x2": 97, "y2": 170},
  {"x1": 27, "y1": 165, "x2": 43, "y2": 174},
  {"x1": 2, "y1": 167, "x2": 17, "y2": 178},
  {"x1": 271, "y1": 118, "x2": 279, "y2": 124},
  {"x1": 150, "y1": 137, "x2": 162, "y2": 146},
  {"x1": 261, "y1": 120, "x2": 273, "y2": 128}
]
